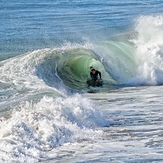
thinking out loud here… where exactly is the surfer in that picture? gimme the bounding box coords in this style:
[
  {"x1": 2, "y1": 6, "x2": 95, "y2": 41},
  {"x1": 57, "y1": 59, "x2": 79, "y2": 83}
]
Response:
[
  {"x1": 90, "y1": 68, "x2": 101, "y2": 82},
  {"x1": 87, "y1": 67, "x2": 103, "y2": 87}
]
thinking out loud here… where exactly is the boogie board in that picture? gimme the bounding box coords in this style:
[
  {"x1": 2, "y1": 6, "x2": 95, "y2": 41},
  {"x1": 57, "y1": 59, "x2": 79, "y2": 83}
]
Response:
[
  {"x1": 86, "y1": 79, "x2": 103, "y2": 87},
  {"x1": 87, "y1": 89, "x2": 97, "y2": 93}
]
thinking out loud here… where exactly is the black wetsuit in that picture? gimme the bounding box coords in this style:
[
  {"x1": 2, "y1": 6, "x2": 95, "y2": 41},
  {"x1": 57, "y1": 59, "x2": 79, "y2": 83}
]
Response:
[{"x1": 90, "y1": 70, "x2": 101, "y2": 81}]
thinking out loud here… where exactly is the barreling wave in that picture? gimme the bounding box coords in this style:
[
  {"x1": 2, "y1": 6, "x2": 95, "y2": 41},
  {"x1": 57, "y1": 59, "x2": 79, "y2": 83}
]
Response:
[
  {"x1": 1, "y1": 16, "x2": 163, "y2": 98},
  {"x1": 35, "y1": 41, "x2": 136, "y2": 91},
  {"x1": 56, "y1": 48, "x2": 116, "y2": 89},
  {"x1": 38, "y1": 15, "x2": 163, "y2": 90},
  {"x1": 2, "y1": 15, "x2": 163, "y2": 97}
]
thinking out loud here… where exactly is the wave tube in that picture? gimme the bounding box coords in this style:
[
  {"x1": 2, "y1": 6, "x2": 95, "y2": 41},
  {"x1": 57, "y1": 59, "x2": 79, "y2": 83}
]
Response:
[{"x1": 57, "y1": 48, "x2": 116, "y2": 89}]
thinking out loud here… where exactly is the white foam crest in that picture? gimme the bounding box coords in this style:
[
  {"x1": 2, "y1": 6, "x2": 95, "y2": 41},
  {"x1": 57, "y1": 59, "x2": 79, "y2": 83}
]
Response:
[
  {"x1": 0, "y1": 94, "x2": 108, "y2": 162},
  {"x1": 0, "y1": 42, "x2": 92, "y2": 92},
  {"x1": 51, "y1": 40, "x2": 93, "y2": 53},
  {"x1": 130, "y1": 15, "x2": 163, "y2": 85},
  {"x1": 127, "y1": 62, "x2": 163, "y2": 85},
  {"x1": 0, "y1": 49, "x2": 52, "y2": 87},
  {"x1": 0, "y1": 48, "x2": 66, "y2": 108}
]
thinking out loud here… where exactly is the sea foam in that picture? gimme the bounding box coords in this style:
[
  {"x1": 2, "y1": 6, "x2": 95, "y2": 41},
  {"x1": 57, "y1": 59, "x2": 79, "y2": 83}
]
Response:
[
  {"x1": 127, "y1": 15, "x2": 163, "y2": 85},
  {"x1": 0, "y1": 94, "x2": 108, "y2": 162}
]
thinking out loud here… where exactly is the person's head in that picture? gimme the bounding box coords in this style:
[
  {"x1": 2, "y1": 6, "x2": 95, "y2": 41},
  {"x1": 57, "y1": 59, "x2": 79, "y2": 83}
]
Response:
[{"x1": 91, "y1": 68, "x2": 96, "y2": 74}]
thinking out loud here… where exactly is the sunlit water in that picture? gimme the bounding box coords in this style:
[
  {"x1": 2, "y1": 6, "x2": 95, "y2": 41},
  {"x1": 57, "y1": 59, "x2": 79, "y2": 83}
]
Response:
[{"x1": 1, "y1": 0, "x2": 163, "y2": 162}]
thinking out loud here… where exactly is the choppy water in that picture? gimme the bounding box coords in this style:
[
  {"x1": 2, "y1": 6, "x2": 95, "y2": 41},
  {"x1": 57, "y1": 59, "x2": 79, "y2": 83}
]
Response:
[{"x1": 1, "y1": 0, "x2": 163, "y2": 162}]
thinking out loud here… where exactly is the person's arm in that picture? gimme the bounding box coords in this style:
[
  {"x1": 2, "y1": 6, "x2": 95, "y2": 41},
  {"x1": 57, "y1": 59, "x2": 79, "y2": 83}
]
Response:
[
  {"x1": 98, "y1": 71, "x2": 101, "y2": 79},
  {"x1": 90, "y1": 72, "x2": 93, "y2": 79}
]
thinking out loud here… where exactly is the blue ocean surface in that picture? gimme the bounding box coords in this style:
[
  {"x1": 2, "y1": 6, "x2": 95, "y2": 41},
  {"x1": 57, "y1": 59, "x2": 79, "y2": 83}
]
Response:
[
  {"x1": 1, "y1": 0, "x2": 163, "y2": 162},
  {"x1": 1, "y1": 0, "x2": 163, "y2": 59}
]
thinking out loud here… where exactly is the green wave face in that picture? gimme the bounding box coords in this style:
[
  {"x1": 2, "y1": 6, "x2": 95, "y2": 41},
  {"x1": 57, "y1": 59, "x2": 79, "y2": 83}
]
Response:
[
  {"x1": 38, "y1": 32, "x2": 163, "y2": 91},
  {"x1": 55, "y1": 39, "x2": 138, "y2": 90},
  {"x1": 57, "y1": 49, "x2": 116, "y2": 89},
  {"x1": 95, "y1": 40, "x2": 137, "y2": 84}
]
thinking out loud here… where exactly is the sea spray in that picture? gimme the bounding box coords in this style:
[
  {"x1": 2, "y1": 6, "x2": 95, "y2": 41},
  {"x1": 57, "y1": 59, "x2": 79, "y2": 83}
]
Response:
[{"x1": 127, "y1": 15, "x2": 163, "y2": 85}]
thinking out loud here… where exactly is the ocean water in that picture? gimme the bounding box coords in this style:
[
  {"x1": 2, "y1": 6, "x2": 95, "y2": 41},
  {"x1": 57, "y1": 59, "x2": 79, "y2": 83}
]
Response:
[{"x1": 1, "y1": 0, "x2": 163, "y2": 162}]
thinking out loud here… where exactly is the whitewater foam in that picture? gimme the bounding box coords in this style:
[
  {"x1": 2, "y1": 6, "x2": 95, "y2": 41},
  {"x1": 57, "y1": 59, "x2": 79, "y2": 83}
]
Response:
[
  {"x1": 124, "y1": 15, "x2": 163, "y2": 86},
  {"x1": 0, "y1": 94, "x2": 108, "y2": 162}
]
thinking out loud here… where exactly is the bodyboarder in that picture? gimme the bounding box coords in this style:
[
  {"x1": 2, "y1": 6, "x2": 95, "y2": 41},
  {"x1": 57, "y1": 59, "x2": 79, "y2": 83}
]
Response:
[{"x1": 87, "y1": 66, "x2": 103, "y2": 87}]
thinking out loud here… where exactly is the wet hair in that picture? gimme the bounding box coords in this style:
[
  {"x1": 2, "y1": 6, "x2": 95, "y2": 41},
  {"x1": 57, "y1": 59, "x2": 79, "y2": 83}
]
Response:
[
  {"x1": 90, "y1": 66, "x2": 93, "y2": 70},
  {"x1": 91, "y1": 68, "x2": 96, "y2": 71}
]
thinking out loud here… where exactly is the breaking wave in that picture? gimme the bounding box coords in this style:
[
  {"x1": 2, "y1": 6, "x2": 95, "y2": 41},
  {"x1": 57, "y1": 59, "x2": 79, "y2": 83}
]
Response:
[{"x1": 1, "y1": 15, "x2": 163, "y2": 161}]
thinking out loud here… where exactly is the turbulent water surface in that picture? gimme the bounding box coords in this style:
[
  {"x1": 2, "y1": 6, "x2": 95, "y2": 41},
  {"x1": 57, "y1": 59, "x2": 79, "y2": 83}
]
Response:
[{"x1": 1, "y1": 0, "x2": 163, "y2": 162}]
